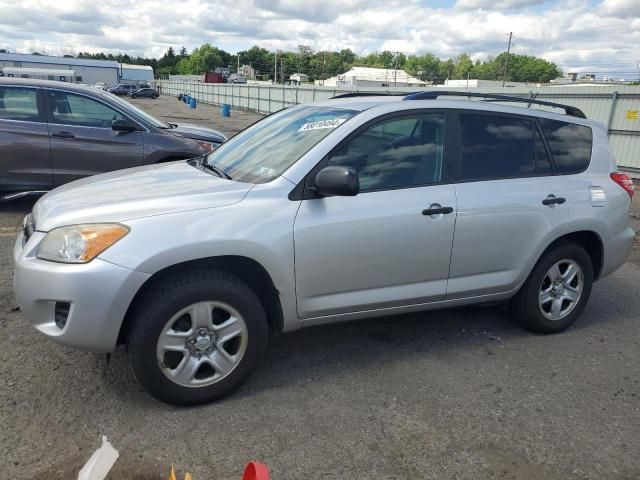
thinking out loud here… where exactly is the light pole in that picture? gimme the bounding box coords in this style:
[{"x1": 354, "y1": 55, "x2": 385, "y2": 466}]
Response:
[{"x1": 274, "y1": 50, "x2": 278, "y2": 84}]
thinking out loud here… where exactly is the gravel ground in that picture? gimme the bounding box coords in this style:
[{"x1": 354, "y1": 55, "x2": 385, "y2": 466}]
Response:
[
  {"x1": 1, "y1": 96, "x2": 639, "y2": 479},
  {"x1": 128, "y1": 94, "x2": 263, "y2": 139}
]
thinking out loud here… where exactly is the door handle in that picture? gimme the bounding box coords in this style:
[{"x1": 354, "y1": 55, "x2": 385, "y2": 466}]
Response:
[
  {"x1": 51, "y1": 131, "x2": 75, "y2": 139},
  {"x1": 542, "y1": 196, "x2": 566, "y2": 206},
  {"x1": 422, "y1": 206, "x2": 454, "y2": 216}
]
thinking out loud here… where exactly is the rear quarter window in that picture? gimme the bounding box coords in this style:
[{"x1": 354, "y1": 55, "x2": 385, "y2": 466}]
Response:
[
  {"x1": 539, "y1": 118, "x2": 592, "y2": 173},
  {"x1": 0, "y1": 87, "x2": 40, "y2": 122}
]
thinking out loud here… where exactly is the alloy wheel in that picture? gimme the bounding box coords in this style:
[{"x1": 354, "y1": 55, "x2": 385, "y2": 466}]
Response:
[
  {"x1": 156, "y1": 301, "x2": 248, "y2": 388},
  {"x1": 538, "y1": 259, "x2": 583, "y2": 321}
]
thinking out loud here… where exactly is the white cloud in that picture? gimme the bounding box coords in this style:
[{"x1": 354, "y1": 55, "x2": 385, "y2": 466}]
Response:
[
  {"x1": 0, "y1": 0, "x2": 638, "y2": 78},
  {"x1": 455, "y1": 0, "x2": 545, "y2": 11}
]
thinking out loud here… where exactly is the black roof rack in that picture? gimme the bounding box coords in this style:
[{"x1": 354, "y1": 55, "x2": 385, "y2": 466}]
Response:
[
  {"x1": 331, "y1": 92, "x2": 408, "y2": 99},
  {"x1": 403, "y1": 90, "x2": 586, "y2": 118}
]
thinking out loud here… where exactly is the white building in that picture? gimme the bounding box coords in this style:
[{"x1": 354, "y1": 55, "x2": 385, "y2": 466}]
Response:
[
  {"x1": 443, "y1": 79, "x2": 529, "y2": 88},
  {"x1": 317, "y1": 67, "x2": 426, "y2": 87},
  {"x1": 238, "y1": 64, "x2": 256, "y2": 80},
  {"x1": 290, "y1": 72, "x2": 309, "y2": 84},
  {"x1": 0, "y1": 66, "x2": 75, "y2": 83},
  {"x1": 121, "y1": 64, "x2": 154, "y2": 84},
  {"x1": 0, "y1": 52, "x2": 120, "y2": 86}
]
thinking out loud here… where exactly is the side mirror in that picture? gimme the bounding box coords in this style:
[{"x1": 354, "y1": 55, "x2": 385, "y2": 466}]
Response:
[
  {"x1": 112, "y1": 119, "x2": 139, "y2": 132},
  {"x1": 314, "y1": 166, "x2": 360, "y2": 197}
]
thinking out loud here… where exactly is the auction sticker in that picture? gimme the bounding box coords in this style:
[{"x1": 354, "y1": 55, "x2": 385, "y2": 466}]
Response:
[{"x1": 298, "y1": 118, "x2": 346, "y2": 132}]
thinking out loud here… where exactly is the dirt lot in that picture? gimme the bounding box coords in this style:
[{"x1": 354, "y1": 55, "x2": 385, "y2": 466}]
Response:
[
  {"x1": 1, "y1": 96, "x2": 639, "y2": 479},
  {"x1": 129, "y1": 94, "x2": 263, "y2": 139}
]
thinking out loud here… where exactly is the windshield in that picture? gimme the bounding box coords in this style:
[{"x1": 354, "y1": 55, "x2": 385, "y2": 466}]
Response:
[
  {"x1": 105, "y1": 92, "x2": 169, "y2": 128},
  {"x1": 205, "y1": 106, "x2": 358, "y2": 183}
]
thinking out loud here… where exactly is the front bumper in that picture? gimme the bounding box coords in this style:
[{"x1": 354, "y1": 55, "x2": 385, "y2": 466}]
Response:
[{"x1": 13, "y1": 231, "x2": 150, "y2": 352}]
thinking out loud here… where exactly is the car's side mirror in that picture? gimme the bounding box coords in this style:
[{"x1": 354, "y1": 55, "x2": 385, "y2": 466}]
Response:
[
  {"x1": 112, "y1": 119, "x2": 139, "y2": 132},
  {"x1": 313, "y1": 166, "x2": 360, "y2": 197}
]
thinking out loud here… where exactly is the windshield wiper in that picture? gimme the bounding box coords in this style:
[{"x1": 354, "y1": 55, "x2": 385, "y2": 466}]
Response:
[{"x1": 197, "y1": 156, "x2": 232, "y2": 179}]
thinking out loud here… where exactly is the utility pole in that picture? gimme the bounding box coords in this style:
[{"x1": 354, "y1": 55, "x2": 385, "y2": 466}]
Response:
[
  {"x1": 281, "y1": 58, "x2": 284, "y2": 84},
  {"x1": 394, "y1": 51, "x2": 399, "y2": 86},
  {"x1": 274, "y1": 51, "x2": 278, "y2": 84},
  {"x1": 502, "y1": 32, "x2": 513, "y2": 87},
  {"x1": 237, "y1": 54, "x2": 240, "y2": 73}
]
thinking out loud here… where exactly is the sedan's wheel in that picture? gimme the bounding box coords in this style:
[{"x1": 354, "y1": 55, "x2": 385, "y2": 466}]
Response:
[
  {"x1": 156, "y1": 301, "x2": 248, "y2": 388},
  {"x1": 128, "y1": 269, "x2": 268, "y2": 405},
  {"x1": 510, "y1": 241, "x2": 593, "y2": 334}
]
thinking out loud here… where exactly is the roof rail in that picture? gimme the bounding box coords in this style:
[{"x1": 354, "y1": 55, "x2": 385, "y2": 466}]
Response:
[
  {"x1": 331, "y1": 92, "x2": 408, "y2": 99},
  {"x1": 403, "y1": 91, "x2": 586, "y2": 118}
]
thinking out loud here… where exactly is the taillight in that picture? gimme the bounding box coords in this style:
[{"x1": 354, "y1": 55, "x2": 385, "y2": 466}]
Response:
[{"x1": 610, "y1": 172, "x2": 635, "y2": 198}]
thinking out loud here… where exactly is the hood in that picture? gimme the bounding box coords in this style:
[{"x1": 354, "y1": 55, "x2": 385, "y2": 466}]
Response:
[
  {"x1": 172, "y1": 123, "x2": 227, "y2": 144},
  {"x1": 33, "y1": 161, "x2": 252, "y2": 231}
]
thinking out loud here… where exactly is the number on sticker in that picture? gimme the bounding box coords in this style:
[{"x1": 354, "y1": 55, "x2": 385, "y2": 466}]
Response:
[{"x1": 298, "y1": 119, "x2": 346, "y2": 132}]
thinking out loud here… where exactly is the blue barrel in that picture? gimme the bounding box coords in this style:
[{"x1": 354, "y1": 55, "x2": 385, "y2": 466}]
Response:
[
  {"x1": 221, "y1": 104, "x2": 231, "y2": 117},
  {"x1": 189, "y1": 97, "x2": 196, "y2": 109},
  {"x1": 185, "y1": 95, "x2": 190, "y2": 104}
]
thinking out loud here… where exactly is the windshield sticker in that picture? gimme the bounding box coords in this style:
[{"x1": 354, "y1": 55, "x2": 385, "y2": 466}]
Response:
[{"x1": 298, "y1": 118, "x2": 346, "y2": 132}]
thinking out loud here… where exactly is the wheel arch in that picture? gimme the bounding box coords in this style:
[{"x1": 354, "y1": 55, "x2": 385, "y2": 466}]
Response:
[
  {"x1": 117, "y1": 255, "x2": 284, "y2": 345},
  {"x1": 536, "y1": 230, "x2": 604, "y2": 281}
]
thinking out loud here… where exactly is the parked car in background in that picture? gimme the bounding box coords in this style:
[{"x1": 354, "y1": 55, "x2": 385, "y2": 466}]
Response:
[
  {"x1": 92, "y1": 82, "x2": 107, "y2": 90},
  {"x1": 227, "y1": 74, "x2": 247, "y2": 84},
  {"x1": 0, "y1": 78, "x2": 227, "y2": 200},
  {"x1": 13, "y1": 91, "x2": 635, "y2": 405},
  {"x1": 128, "y1": 87, "x2": 158, "y2": 99},
  {"x1": 107, "y1": 83, "x2": 140, "y2": 95}
]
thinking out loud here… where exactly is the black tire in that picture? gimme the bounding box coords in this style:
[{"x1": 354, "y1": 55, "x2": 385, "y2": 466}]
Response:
[
  {"x1": 510, "y1": 241, "x2": 593, "y2": 334},
  {"x1": 128, "y1": 269, "x2": 268, "y2": 406},
  {"x1": 131, "y1": 94, "x2": 136, "y2": 99}
]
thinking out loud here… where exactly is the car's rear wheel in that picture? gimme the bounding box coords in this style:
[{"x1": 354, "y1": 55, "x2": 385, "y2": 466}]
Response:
[
  {"x1": 510, "y1": 241, "x2": 593, "y2": 333},
  {"x1": 128, "y1": 269, "x2": 268, "y2": 405}
]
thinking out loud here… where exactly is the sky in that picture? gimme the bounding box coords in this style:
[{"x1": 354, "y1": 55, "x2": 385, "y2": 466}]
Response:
[{"x1": 0, "y1": 0, "x2": 639, "y2": 78}]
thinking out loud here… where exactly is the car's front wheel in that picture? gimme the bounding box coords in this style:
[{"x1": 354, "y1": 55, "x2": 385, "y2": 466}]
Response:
[
  {"x1": 510, "y1": 241, "x2": 593, "y2": 333},
  {"x1": 128, "y1": 269, "x2": 268, "y2": 405}
]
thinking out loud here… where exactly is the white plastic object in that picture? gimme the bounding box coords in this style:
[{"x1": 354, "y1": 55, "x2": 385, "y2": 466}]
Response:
[{"x1": 77, "y1": 436, "x2": 119, "y2": 480}]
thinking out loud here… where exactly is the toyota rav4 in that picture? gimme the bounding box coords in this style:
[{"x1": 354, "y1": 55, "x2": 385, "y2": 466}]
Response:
[{"x1": 13, "y1": 91, "x2": 636, "y2": 405}]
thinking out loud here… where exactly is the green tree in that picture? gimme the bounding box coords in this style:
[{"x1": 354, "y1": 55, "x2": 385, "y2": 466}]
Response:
[
  {"x1": 404, "y1": 53, "x2": 442, "y2": 83},
  {"x1": 189, "y1": 44, "x2": 222, "y2": 74},
  {"x1": 453, "y1": 53, "x2": 474, "y2": 79},
  {"x1": 175, "y1": 57, "x2": 192, "y2": 74},
  {"x1": 498, "y1": 53, "x2": 561, "y2": 83},
  {"x1": 297, "y1": 45, "x2": 314, "y2": 74}
]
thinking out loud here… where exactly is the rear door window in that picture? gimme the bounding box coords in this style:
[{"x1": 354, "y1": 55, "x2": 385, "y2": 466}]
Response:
[
  {"x1": 459, "y1": 113, "x2": 536, "y2": 181},
  {"x1": 0, "y1": 87, "x2": 40, "y2": 122},
  {"x1": 539, "y1": 118, "x2": 592, "y2": 173}
]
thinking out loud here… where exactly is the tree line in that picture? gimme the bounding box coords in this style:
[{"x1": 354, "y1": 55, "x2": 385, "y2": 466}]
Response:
[{"x1": 68, "y1": 44, "x2": 561, "y2": 84}]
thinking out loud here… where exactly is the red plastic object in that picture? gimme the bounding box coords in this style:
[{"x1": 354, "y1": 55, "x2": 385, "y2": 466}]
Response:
[{"x1": 242, "y1": 461, "x2": 270, "y2": 480}]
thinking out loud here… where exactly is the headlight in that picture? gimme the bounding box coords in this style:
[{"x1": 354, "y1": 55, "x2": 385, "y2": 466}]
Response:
[
  {"x1": 195, "y1": 140, "x2": 217, "y2": 151},
  {"x1": 37, "y1": 224, "x2": 129, "y2": 264}
]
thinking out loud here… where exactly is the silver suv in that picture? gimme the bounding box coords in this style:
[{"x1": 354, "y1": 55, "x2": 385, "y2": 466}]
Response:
[{"x1": 13, "y1": 92, "x2": 636, "y2": 405}]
